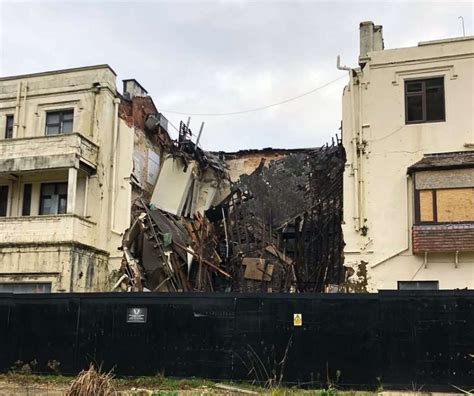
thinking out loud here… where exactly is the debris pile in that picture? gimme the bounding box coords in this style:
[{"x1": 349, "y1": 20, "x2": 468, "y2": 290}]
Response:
[{"x1": 116, "y1": 124, "x2": 346, "y2": 293}]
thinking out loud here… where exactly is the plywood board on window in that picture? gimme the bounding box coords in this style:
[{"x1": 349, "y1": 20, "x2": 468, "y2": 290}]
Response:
[
  {"x1": 419, "y1": 190, "x2": 434, "y2": 222},
  {"x1": 437, "y1": 188, "x2": 474, "y2": 222}
]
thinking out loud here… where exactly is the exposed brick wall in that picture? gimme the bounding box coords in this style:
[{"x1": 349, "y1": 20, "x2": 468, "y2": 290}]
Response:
[
  {"x1": 118, "y1": 95, "x2": 172, "y2": 148},
  {"x1": 412, "y1": 223, "x2": 474, "y2": 253}
]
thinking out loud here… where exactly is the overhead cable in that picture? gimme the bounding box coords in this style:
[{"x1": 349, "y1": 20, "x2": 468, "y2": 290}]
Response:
[{"x1": 160, "y1": 74, "x2": 347, "y2": 117}]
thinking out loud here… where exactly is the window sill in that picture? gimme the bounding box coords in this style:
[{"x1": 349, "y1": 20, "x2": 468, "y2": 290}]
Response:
[{"x1": 405, "y1": 119, "x2": 446, "y2": 125}]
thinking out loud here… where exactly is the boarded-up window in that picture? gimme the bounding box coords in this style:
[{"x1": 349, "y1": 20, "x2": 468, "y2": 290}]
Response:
[
  {"x1": 416, "y1": 187, "x2": 474, "y2": 223},
  {"x1": 437, "y1": 188, "x2": 474, "y2": 222},
  {"x1": 419, "y1": 190, "x2": 434, "y2": 222}
]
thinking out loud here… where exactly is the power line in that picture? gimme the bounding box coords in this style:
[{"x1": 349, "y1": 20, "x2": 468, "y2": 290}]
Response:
[{"x1": 160, "y1": 74, "x2": 347, "y2": 117}]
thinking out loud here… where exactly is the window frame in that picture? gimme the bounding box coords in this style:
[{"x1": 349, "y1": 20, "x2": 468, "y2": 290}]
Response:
[
  {"x1": 39, "y1": 182, "x2": 68, "y2": 215},
  {"x1": 0, "y1": 282, "x2": 52, "y2": 293},
  {"x1": 22, "y1": 183, "x2": 32, "y2": 216},
  {"x1": 5, "y1": 114, "x2": 14, "y2": 139},
  {"x1": 398, "y1": 280, "x2": 439, "y2": 290},
  {"x1": 45, "y1": 109, "x2": 74, "y2": 136},
  {"x1": 404, "y1": 77, "x2": 446, "y2": 125},
  {"x1": 0, "y1": 185, "x2": 8, "y2": 217}
]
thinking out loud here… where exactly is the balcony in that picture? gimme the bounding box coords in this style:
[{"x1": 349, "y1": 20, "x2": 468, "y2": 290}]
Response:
[
  {"x1": 0, "y1": 133, "x2": 98, "y2": 173},
  {"x1": 412, "y1": 223, "x2": 474, "y2": 254},
  {"x1": 0, "y1": 214, "x2": 97, "y2": 247}
]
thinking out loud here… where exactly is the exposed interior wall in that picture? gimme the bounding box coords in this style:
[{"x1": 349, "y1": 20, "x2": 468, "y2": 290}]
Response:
[
  {"x1": 150, "y1": 156, "x2": 196, "y2": 216},
  {"x1": 225, "y1": 151, "x2": 293, "y2": 182}
]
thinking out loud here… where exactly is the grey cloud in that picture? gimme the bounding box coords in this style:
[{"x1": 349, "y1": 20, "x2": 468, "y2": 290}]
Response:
[{"x1": 0, "y1": 0, "x2": 472, "y2": 150}]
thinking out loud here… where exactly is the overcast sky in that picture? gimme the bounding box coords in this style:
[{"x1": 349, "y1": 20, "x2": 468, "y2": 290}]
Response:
[{"x1": 0, "y1": 1, "x2": 472, "y2": 151}]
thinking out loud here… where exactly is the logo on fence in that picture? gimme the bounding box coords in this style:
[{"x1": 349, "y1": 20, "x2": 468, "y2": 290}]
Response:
[
  {"x1": 126, "y1": 307, "x2": 148, "y2": 323},
  {"x1": 293, "y1": 313, "x2": 302, "y2": 327}
]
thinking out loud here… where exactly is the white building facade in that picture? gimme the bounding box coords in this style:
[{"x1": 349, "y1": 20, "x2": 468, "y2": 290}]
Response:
[{"x1": 342, "y1": 22, "x2": 474, "y2": 291}]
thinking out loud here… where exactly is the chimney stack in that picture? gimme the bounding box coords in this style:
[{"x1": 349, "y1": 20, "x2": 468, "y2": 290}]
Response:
[
  {"x1": 122, "y1": 79, "x2": 148, "y2": 100},
  {"x1": 359, "y1": 21, "x2": 384, "y2": 66}
]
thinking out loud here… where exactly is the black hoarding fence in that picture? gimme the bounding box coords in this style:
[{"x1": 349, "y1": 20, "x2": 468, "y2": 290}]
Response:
[{"x1": 0, "y1": 291, "x2": 473, "y2": 391}]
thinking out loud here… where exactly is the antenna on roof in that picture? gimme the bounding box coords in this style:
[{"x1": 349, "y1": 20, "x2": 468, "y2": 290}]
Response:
[{"x1": 458, "y1": 16, "x2": 466, "y2": 37}]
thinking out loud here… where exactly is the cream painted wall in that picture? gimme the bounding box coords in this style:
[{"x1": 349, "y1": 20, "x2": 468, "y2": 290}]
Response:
[
  {"x1": 342, "y1": 37, "x2": 474, "y2": 291},
  {"x1": 0, "y1": 65, "x2": 140, "y2": 291}
]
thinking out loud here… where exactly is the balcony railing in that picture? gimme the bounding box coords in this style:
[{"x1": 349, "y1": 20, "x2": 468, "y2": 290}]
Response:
[
  {"x1": 412, "y1": 223, "x2": 474, "y2": 254},
  {"x1": 0, "y1": 214, "x2": 97, "y2": 247},
  {"x1": 0, "y1": 133, "x2": 98, "y2": 173}
]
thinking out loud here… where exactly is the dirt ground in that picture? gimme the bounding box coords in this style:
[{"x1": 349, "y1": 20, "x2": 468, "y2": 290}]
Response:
[
  {"x1": 0, "y1": 378, "x2": 463, "y2": 396},
  {"x1": 0, "y1": 379, "x2": 257, "y2": 395}
]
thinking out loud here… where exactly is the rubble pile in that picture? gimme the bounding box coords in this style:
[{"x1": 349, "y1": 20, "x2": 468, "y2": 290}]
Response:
[{"x1": 116, "y1": 123, "x2": 346, "y2": 293}]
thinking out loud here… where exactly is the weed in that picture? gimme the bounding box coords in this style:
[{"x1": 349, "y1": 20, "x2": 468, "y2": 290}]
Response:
[
  {"x1": 47, "y1": 359, "x2": 61, "y2": 374},
  {"x1": 238, "y1": 335, "x2": 294, "y2": 389},
  {"x1": 9, "y1": 359, "x2": 37, "y2": 376},
  {"x1": 67, "y1": 363, "x2": 116, "y2": 396}
]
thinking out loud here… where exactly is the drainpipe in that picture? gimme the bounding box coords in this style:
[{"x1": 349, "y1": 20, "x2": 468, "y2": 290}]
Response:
[
  {"x1": 110, "y1": 97, "x2": 121, "y2": 231},
  {"x1": 357, "y1": 76, "x2": 364, "y2": 230},
  {"x1": 337, "y1": 56, "x2": 360, "y2": 231},
  {"x1": 13, "y1": 82, "x2": 22, "y2": 138},
  {"x1": 21, "y1": 82, "x2": 28, "y2": 133}
]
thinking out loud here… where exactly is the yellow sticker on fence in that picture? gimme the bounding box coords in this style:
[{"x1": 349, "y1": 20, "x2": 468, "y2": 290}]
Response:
[{"x1": 293, "y1": 313, "x2": 302, "y2": 327}]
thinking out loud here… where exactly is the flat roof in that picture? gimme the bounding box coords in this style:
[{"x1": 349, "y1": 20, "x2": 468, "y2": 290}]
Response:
[
  {"x1": 418, "y1": 36, "x2": 474, "y2": 47},
  {"x1": 0, "y1": 64, "x2": 117, "y2": 82}
]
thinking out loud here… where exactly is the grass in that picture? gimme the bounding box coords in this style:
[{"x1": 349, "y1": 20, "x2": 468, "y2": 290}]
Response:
[
  {"x1": 0, "y1": 372, "x2": 380, "y2": 395},
  {"x1": 114, "y1": 375, "x2": 215, "y2": 390}
]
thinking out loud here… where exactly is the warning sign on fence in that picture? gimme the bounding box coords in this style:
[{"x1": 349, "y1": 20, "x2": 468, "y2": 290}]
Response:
[{"x1": 293, "y1": 313, "x2": 302, "y2": 326}]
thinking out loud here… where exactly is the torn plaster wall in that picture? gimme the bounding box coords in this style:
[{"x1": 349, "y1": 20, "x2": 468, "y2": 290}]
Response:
[
  {"x1": 225, "y1": 150, "x2": 300, "y2": 183},
  {"x1": 194, "y1": 169, "x2": 220, "y2": 215}
]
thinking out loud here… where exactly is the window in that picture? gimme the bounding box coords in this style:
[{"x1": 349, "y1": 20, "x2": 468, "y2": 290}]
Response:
[
  {"x1": 22, "y1": 184, "x2": 32, "y2": 216},
  {"x1": 416, "y1": 187, "x2": 474, "y2": 224},
  {"x1": 398, "y1": 281, "x2": 439, "y2": 290},
  {"x1": 0, "y1": 283, "x2": 52, "y2": 293},
  {"x1": 39, "y1": 182, "x2": 67, "y2": 215},
  {"x1": 405, "y1": 77, "x2": 445, "y2": 124},
  {"x1": 0, "y1": 185, "x2": 8, "y2": 217},
  {"x1": 5, "y1": 115, "x2": 13, "y2": 139},
  {"x1": 45, "y1": 110, "x2": 74, "y2": 135}
]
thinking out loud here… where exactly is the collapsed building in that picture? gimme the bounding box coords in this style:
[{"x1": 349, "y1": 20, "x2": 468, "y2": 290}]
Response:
[
  {"x1": 0, "y1": 64, "x2": 347, "y2": 294},
  {"x1": 117, "y1": 123, "x2": 347, "y2": 293}
]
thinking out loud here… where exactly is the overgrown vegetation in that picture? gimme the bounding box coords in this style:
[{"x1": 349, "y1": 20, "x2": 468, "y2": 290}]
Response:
[{"x1": 0, "y1": 359, "x2": 380, "y2": 395}]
